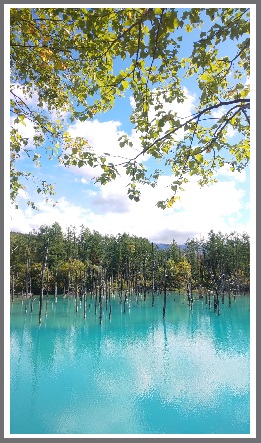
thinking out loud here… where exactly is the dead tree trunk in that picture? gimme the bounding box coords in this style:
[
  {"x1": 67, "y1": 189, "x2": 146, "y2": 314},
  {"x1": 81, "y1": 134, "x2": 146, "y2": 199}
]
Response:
[
  {"x1": 11, "y1": 271, "x2": 15, "y2": 302},
  {"x1": 54, "y1": 269, "x2": 58, "y2": 302},
  {"x1": 228, "y1": 278, "x2": 231, "y2": 307},
  {"x1": 75, "y1": 271, "x2": 78, "y2": 313},
  {"x1": 39, "y1": 239, "x2": 48, "y2": 325},
  {"x1": 151, "y1": 243, "x2": 155, "y2": 307},
  {"x1": 143, "y1": 255, "x2": 147, "y2": 301},
  {"x1": 163, "y1": 260, "x2": 167, "y2": 319}
]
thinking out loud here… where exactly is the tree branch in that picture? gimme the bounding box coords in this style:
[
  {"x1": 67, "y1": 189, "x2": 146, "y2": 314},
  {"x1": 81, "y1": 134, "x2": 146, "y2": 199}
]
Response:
[{"x1": 133, "y1": 98, "x2": 250, "y2": 160}]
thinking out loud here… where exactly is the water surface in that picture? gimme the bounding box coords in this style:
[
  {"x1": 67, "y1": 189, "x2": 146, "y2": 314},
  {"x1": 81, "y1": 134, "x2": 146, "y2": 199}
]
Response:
[{"x1": 10, "y1": 292, "x2": 250, "y2": 435}]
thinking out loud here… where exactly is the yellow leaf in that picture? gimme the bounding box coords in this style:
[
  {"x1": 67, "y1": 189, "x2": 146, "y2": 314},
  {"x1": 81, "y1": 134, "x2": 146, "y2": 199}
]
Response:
[
  {"x1": 55, "y1": 61, "x2": 63, "y2": 70},
  {"x1": 174, "y1": 17, "x2": 179, "y2": 28}
]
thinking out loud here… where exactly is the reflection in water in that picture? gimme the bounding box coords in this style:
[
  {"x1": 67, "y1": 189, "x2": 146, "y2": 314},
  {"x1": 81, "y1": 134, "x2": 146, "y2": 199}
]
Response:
[{"x1": 10, "y1": 293, "x2": 250, "y2": 435}]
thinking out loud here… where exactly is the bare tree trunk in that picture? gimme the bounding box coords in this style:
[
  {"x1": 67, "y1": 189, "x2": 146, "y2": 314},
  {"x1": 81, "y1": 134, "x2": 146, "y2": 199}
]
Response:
[
  {"x1": 45, "y1": 266, "x2": 49, "y2": 315},
  {"x1": 54, "y1": 269, "x2": 58, "y2": 302},
  {"x1": 75, "y1": 272, "x2": 78, "y2": 313},
  {"x1": 105, "y1": 268, "x2": 108, "y2": 310},
  {"x1": 11, "y1": 272, "x2": 15, "y2": 302},
  {"x1": 163, "y1": 260, "x2": 167, "y2": 319},
  {"x1": 68, "y1": 269, "x2": 71, "y2": 295},
  {"x1": 143, "y1": 255, "x2": 147, "y2": 301},
  {"x1": 151, "y1": 243, "x2": 155, "y2": 307},
  {"x1": 39, "y1": 240, "x2": 48, "y2": 325},
  {"x1": 228, "y1": 278, "x2": 231, "y2": 307},
  {"x1": 83, "y1": 291, "x2": 86, "y2": 319},
  {"x1": 26, "y1": 254, "x2": 29, "y2": 298}
]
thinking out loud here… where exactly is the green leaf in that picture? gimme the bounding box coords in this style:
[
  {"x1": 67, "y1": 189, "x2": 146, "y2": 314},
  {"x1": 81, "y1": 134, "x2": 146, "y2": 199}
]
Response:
[
  {"x1": 195, "y1": 154, "x2": 203, "y2": 163},
  {"x1": 18, "y1": 115, "x2": 26, "y2": 125},
  {"x1": 174, "y1": 17, "x2": 179, "y2": 28},
  {"x1": 121, "y1": 80, "x2": 129, "y2": 89}
]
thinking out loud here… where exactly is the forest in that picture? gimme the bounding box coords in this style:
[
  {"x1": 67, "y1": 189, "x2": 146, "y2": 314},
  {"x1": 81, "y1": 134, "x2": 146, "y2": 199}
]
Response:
[{"x1": 10, "y1": 224, "x2": 250, "y2": 322}]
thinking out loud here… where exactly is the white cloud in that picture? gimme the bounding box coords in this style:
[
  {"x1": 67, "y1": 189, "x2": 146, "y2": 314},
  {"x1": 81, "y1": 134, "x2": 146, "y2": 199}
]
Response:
[
  {"x1": 212, "y1": 107, "x2": 225, "y2": 119},
  {"x1": 130, "y1": 95, "x2": 136, "y2": 109},
  {"x1": 130, "y1": 86, "x2": 196, "y2": 143},
  {"x1": 74, "y1": 178, "x2": 88, "y2": 184},
  {"x1": 9, "y1": 205, "x2": 32, "y2": 234},
  {"x1": 65, "y1": 88, "x2": 195, "y2": 190},
  {"x1": 217, "y1": 164, "x2": 246, "y2": 183},
  {"x1": 10, "y1": 198, "x2": 92, "y2": 235},
  {"x1": 10, "y1": 169, "x2": 249, "y2": 244},
  {"x1": 66, "y1": 119, "x2": 145, "y2": 181},
  {"x1": 17, "y1": 189, "x2": 28, "y2": 200},
  {"x1": 10, "y1": 115, "x2": 36, "y2": 150},
  {"x1": 10, "y1": 83, "x2": 39, "y2": 108},
  {"x1": 211, "y1": 109, "x2": 238, "y2": 139},
  {"x1": 227, "y1": 124, "x2": 236, "y2": 138},
  {"x1": 9, "y1": 89, "x2": 249, "y2": 244},
  {"x1": 11, "y1": 82, "x2": 68, "y2": 117},
  {"x1": 68, "y1": 119, "x2": 125, "y2": 158}
]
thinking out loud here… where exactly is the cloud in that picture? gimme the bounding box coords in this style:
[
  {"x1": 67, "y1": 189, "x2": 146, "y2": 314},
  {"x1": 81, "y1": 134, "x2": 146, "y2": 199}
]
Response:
[
  {"x1": 212, "y1": 107, "x2": 225, "y2": 119},
  {"x1": 91, "y1": 192, "x2": 130, "y2": 214},
  {"x1": 10, "y1": 115, "x2": 36, "y2": 150},
  {"x1": 227, "y1": 124, "x2": 236, "y2": 138},
  {"x1": 9, "y1": 105, "x2": 249, "y2": 243},
  {"x1": 66, "y1": 118, "x2": 145, "y2": 181},
  {"x1": 10, "y1": 168, "x2": 249, "y2": 245},
  {"x1": 11, "y1": 82, "x2": 68, "y2": 118},
  {"x1": 10, "y1": 198, "x2": 92, "y2": 235},
  {"x1": 130, "y1": 86, "x2": 196, "y2": 143},
  {"x1": 151, "y1": 229, "x2": 198, "y2": 245},
  {"x1": 211, "y1": 108, "x2": 239, "y2": 139},
  {"x1": 68, "y1": 119, "x2": 130, "y2": 158},
  {"x1": 74, "y1": 178, "x2": 88, "y2": 184},
  {"x1": 17, "y1": 189, "x2": 28, "y2": 200},
  {"x1": 124, "y1": 326, "x2": 249, "y2": 406},
  {"x1": 9, "y1": 91, "x2": 249, "y2": 244},
  {"x1": 10, "y1": 83, "x2": 40, "y2": 109},
  {"x1": 64, "y1": 88, "x2": 195, "y2": 190},
  {"x1": 217, "y1": 165, "x2": 246, "y2": 183}
]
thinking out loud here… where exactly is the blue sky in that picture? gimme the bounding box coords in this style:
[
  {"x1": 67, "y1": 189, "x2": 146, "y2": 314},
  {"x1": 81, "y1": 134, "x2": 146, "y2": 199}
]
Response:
[{"x1": 8, "y1": 6, "x2": 253, "y2": 245}]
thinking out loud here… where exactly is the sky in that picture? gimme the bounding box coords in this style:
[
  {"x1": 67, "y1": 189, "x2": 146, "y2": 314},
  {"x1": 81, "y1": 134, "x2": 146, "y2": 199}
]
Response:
[{"x1": 8, "y1": 6, "x2": 254, "y2": 246}]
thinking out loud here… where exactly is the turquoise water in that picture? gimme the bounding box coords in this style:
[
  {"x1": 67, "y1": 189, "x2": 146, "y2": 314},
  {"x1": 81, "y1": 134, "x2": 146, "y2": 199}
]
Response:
[{"x1": 10, "y1": 292, "x2": 250, "y2": 435}]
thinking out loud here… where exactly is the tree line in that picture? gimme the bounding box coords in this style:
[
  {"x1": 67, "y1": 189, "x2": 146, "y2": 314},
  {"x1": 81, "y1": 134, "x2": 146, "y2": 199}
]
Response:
[{"x1": 10, "y1": 223, "x2": 250, "y2": 306}]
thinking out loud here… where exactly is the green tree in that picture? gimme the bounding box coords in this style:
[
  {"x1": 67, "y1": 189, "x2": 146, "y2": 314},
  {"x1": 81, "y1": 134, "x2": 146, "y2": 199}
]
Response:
[
  {"x1": 184, "y1": 238, "x2": 204, "y2": 288},
  {"x1": 10, "y1": 7, "x2": 250, "y2": 208}
]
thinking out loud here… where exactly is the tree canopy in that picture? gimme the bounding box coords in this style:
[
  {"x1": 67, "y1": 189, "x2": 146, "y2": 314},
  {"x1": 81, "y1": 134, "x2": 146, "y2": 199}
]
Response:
[{"x1": 10, "y1": 7, "x2": 250, "y2": 208}]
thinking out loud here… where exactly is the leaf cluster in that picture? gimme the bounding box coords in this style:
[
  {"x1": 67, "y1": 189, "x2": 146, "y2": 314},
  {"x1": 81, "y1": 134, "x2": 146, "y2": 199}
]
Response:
[{"x1": 10, "y1": 7, "x2": 251, "y2": 208}]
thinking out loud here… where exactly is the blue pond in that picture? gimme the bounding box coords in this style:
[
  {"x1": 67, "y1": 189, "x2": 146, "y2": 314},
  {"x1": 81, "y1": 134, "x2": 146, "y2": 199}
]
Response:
[{"x1": 10, "y1": 292, "x2": 250, "y2": 435}]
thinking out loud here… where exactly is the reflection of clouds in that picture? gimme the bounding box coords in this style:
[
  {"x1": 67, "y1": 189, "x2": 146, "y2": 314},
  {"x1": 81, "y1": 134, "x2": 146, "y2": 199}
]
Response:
[
  {"x1": 45, "y1": 394, "x2": 144, "y2": 434},
  {"x1": 94, "y1": 327, "x2": 249, "y2": 412},
  {"x1": 51, "y1": 326, "x2": 79, "y2": 377},
  {"x1": 10, "y1": 303, "x2": 250, "y2": 434},
  {"x1": 10, "y1": 329, "x2": 34, "y2": 391},
  {"x1": 10, "y1": 332, "x2": 20, "y2": 362}
]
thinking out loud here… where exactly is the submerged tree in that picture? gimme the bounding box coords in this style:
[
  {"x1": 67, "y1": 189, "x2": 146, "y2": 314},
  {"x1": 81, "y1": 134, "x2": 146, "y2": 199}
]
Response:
[{"x1": 10, "y1": 7, "x2": 250, "y2": 208}]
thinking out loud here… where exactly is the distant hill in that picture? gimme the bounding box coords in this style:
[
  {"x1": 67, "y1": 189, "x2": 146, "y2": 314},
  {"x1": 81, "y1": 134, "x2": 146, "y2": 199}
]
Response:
[{"x1": 155, "y1": 243, "x2": 185, "y2": 250}]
